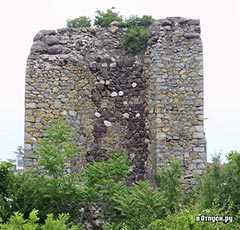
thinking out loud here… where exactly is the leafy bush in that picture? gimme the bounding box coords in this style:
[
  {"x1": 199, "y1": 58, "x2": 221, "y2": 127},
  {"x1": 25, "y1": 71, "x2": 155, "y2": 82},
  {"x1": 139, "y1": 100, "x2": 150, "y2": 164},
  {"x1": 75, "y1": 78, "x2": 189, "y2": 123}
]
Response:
[
  {"x1": 195, "y1": 152, "x2": 240, "y2": 216},
  {"x1": 122, "y1": 25, "x2": 149, "y2": 53},
  {"x1": 124, "y1": 15, "x2": 153, "y2": 27},
  {"x1": 81, "y1": 152, "x2": 131, "y2": 224},
  {"x1": 147, "y1": 207, "x2": 239, "y2": 230},
  {"x1": 105, "y1": 181, "x2": 167, "y2": 229},
  {"x1": 0, "y1": 210, "x2": 80, "y2": 230},
  {"x1": 155, "y1": 159, "x2": 183, "y2": 213},
  {"x1": 66, "y1": 16, "x2": 91, "y2": 28},
  {"x1": 36, "y1": 118, "x2": 79, "y2": 178},
  {"x1": 94, "y1": 9, "x2": 123, "y2": 27},
  {"x1": 2, "y1": 116, "x2": 240, "y2": 228}
]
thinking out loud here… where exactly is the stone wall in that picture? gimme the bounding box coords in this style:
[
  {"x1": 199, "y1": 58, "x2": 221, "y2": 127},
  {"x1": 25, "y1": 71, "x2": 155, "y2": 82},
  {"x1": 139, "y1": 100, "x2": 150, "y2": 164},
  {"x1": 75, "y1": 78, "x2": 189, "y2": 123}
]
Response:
[{"x1": 24, "y1": 17, "x2": 206, "y2": 184}]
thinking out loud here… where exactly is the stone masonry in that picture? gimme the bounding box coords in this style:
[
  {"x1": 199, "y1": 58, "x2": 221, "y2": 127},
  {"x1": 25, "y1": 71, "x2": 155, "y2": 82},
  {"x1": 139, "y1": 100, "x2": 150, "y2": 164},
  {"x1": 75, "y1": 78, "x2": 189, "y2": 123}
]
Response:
[{"x1": 24, "y1": 17, "x2": 206, "y2": 185}]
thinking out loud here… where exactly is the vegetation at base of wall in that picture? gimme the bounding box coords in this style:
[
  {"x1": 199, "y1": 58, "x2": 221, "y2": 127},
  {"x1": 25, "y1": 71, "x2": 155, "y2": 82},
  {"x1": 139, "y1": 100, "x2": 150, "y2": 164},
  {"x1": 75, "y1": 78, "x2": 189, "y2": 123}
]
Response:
[
  {"x1": 0, "y1": 118, "x2": 240, "y2": 229},
  {"x1": 36, "y1": 118, "x2": 79, "y2": 178},
  {"x1": 0, "y1": 210, "x2": 79, "y2": 230},
  {"x1": 66, "y1": 9, "x2": 153, "y2": 53},
  {"x1": 66, "y1": 16, "x2": 91, "y2": 28}
]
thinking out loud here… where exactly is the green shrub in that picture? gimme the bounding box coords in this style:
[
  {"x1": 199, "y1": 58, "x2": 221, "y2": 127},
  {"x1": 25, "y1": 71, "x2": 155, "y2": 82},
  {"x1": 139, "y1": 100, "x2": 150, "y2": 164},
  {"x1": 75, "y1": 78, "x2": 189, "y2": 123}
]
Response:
[
  {"x1": 94, "y1": 9, "x2": 123, "y2": 27},
  {"x1": 124, "y1": 15, "x2": 153, "y2": 27},
  {"x1": 66, "y1": 16, "x2": 91, "y2": 28},
  {"x1": 122, "y1": 25, "x2": 149, "y2": 53},
  {"x1": 0, "y1": 210, "x2": 80, "y2": 230},
  {"x1": 104, "y1": 181, "x2": 167, "y2": 229},
  {"x1": 155, "y1": 159, "x2": 183, "y2": 213},
  {"x1": 147, "y1": 206, "x2": 240, "y2": 230},
  {"x1": 0, "y1": 161, "x2": 16, "y2": 221},
  {"x1": 36, "y1": 119, "x2": 79, "y2": 178},
  {"x1": 81, "y1": 152, "x2": 131, "y2": 221},
  {"x1": 195, "y1": 152, "x2": 240, "y2": 215}
]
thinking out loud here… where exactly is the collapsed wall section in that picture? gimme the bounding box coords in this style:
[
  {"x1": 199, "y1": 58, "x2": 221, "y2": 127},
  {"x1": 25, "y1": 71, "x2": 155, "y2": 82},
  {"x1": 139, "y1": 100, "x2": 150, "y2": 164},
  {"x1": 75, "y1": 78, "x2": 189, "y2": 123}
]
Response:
[{"x1": 24, "y1": 17, "x2": 206, "y2": 183}]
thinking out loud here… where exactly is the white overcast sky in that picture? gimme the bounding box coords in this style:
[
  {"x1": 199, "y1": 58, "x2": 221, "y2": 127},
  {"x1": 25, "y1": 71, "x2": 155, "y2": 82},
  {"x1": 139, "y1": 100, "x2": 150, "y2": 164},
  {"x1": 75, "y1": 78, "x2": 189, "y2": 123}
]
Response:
[{"x1": 0, "y1": 0, "x2": 240, "y2": 162}]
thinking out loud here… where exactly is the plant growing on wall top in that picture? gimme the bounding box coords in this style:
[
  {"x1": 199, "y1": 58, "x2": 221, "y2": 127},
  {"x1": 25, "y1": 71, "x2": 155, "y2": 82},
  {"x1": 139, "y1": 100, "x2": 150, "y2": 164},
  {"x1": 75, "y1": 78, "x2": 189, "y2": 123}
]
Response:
[
  {"x1": 124, "y1": 15, "x2": 153, "y2": 27},
  {"x1": 94, "y1": 8, "x2": 124, "y2": 27},
  {"x1": 66, "y1": 9, "x2": 153, "y2": 53},
  {"x1": 66, "y1": 16, "x2": 91, "y2": 28},
  {"x1": 122, "y1": 25, "x2": 150, "y2": 53}
]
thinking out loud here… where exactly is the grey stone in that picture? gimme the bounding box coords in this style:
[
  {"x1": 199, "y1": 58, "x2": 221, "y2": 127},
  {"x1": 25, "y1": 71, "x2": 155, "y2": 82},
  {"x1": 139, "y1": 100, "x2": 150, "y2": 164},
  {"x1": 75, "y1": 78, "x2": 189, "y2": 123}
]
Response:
[
  {"x1": 184, "y1": 32, "x2": 200, "y2": 39},
  {"x1": 45, "y1": 35, "x2": 59, "y2": 46},
  {"x1": 31, "y1": 41, "x2": 47, "y2": 53},
  {"x1": 47, "y1": 45, "x2": 62, "y2": 54},
  {"x1": 40, "y1": 30, "x2": 56, "y2": 35}
]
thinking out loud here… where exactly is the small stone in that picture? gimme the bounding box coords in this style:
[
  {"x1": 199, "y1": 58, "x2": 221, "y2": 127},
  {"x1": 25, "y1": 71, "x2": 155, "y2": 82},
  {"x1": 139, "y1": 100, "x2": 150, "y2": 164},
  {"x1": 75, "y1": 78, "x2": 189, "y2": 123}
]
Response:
[
  {"x1": 94, "y1": 112, "x2": 101, "y2": 118},
  {"x1": 118, "y1": 91, "x2": 124, "y2": 96},
  {"x1": 54, "y1": 100, "x2": 61, "y2": 108},
  {"x1": 104, "y1": 120, "x2": 112, "y2": 127},
  {"x1": 193, "y1": 132, "x2": 204, "y2": 139},
  {"x1": 135, "y1": 113, "x2": 140, "y2": 118},
  {"x1": 99, "y1": 80, "x2": 105, "y2": 84},
  {"x1": 69, "y1": 111, "x2": 77, "y2": 116},
  {"x1": 123, "y1": 113, "x2": 129, "y2": 119},
  {"x1": 197, "y1": 163, "x2": 205, "y2": 169},
  {"x1": 31, "y1": 41, "x2": 47, "y2": 53},
  {"x1": 108, "y1": 26, "x2": 119, "y2": 33},
  {"x1": 59, "y1": 111, "x2": 67, "y2": 117},
  {"x1": 101, "y1": 63, "x2": 108, "y2": 68},
  {"x1": 90, "y1": 61, "x2": 98, "y2": 69},
  {"x1": 123, "y1": 101, "x2": 128, "y2": 105},
  {"x1": 24, "y1": 144, "x2": 32, "y2": 150},
  {"x1": 132, "y1": 82, "x2": 137, "y2": 88},
  {"x1": 110, "y1": 62, "x2": 117, "y2": 68},
  {"x1": 25, "y1": 115, "x2": 35, "y2": 122},
  {"x1": 105, "y1": 80, "x2": 110, "y2": 85},
  {"x1": 26, "y1": 103, "x2": 36, "y2": 109},
  {"x1": 47, "y1": 45, "x2": 62, "y2": 54},
  {"x1": 109, "y1": 21, "x2": 121, "y2": 26},
  {"x1": 45, "y1": 35, "x2": 59, "y2": 45},
  {"x1": 156, "y1": 132, "x2": 166, "y2": 139},
  {"x1": 184, "y1": 32, "x2": 200, "y2": 39},
  {"x1": 111, "y1": 92, "x2": 118, "y2": 97}
]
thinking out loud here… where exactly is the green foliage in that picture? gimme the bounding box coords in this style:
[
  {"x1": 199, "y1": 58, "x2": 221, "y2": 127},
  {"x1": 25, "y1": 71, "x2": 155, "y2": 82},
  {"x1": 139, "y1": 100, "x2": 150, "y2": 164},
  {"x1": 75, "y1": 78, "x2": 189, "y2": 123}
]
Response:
[
  {"x1": 0, "y1": 161, "x2": 14, "y2": 198},
  {"x1": 155, "y1": 159, "x2": 183, "y2": 213},
  {"x1": 82, "y1": 152, "x2": 131, "y2": 221},
  {"x1": 222, "y1": 152, "x2": 240, "y2": 214},
  {"x1": 36, "y1": 119, "x2": 79, "y2": 178},
  {"x1": 0, "y1": 119, "x2": 82, "y2": 223},
  {"x1": 0, "y1": 162, "x2": 15, "y2": 221},
  {"x1": 66, "y1": 16, "x2": 91, "y2": 28},
  {"x1": 124, "y1": 15, "x2": 153, "y2": 27},
  {"x1": 94, "y1": 9, "x2": 123, "y2": 27},
  {"x1": 147, "y1": 206, "x2": 240, "y2": 230},
  {"x1": 195, "y1": 152, "x2": 240, "y2": 216},
  {"x1": 105, "y1": 181, "x2": 167, "y2": 230},
  {"x1": 1, "y1": 118, "x2": 240, "y2": 230},
  {"x1": 122, "y1": 25, "x2": 149, "y2": 53},
  {"x1": 0, "y1": 210, "x2": 80, "y2": 230}
]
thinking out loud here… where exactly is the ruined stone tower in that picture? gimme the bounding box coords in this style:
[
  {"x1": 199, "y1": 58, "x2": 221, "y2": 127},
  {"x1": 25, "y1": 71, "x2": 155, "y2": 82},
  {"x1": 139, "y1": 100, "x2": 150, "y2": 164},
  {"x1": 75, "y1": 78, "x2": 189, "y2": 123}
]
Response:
[{"x1": 24, "y1": 17, "x2": 206, "y2": 185}]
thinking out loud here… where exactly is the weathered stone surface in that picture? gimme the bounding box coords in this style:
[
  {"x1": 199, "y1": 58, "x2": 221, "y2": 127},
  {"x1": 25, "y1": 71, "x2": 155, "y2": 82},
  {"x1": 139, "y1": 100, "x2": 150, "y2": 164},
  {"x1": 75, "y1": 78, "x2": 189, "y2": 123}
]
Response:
[
  {"x1": 47, "y1": 45, "x2": 62, "y2": 54},
  {"x1": 24, "y1": 17, "x2": 206, "y2": 188},
  {"x1": 184, "y1": 32, "x2": 200, "y2": 39},
  {"x1": 31, "y1": 41, "x2": 47, "y2": 53},
  {"x1": 45, "y1": 35, "x2": 59, "y2": 46}
]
